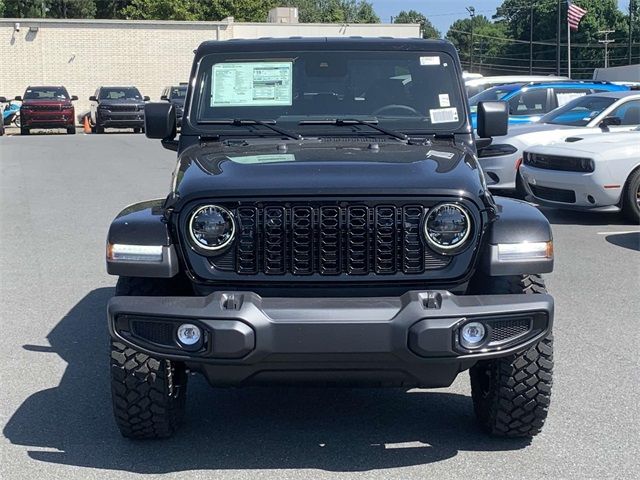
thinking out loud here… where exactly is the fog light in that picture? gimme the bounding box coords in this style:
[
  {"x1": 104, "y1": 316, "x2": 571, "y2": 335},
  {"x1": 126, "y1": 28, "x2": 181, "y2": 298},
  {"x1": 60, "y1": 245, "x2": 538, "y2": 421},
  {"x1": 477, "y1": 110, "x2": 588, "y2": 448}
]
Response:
[
  {"x1": 460, "y1": 322, "x2": 486, "y2": 349},
  {"x1": 177, "y1": 323, "x2": 201, "y2": 346}
]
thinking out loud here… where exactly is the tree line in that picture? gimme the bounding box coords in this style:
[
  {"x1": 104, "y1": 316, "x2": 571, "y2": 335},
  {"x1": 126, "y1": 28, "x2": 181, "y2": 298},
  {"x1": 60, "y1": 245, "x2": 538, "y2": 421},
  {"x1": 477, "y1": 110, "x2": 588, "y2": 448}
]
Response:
[{"x1": 2, "y1": 0, "x2": 638, "y2": 77}]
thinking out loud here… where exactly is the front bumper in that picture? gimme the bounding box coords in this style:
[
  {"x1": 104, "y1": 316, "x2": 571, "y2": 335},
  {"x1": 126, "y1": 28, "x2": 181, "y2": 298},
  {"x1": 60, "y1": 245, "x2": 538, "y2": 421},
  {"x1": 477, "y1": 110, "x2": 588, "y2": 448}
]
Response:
[
  {"x1": 97, "y1": 111, "x2": 144, "y2": 128},
  {"x1": 21, "y1": 111, "x2": 74, "y2": 128},
  {"x1": 520, "y1": 164, "x2": 622, "y2": 211},
  {"x1": 108, "y1": 290, "x2": 553, "y2": 388}
]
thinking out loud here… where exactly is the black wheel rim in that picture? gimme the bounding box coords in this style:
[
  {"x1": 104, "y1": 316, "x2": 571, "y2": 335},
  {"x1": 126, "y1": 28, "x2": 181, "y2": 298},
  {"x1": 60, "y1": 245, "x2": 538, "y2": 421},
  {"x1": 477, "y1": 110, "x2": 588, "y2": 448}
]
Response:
[{"x1": 636, "y1": 183, "x2": 640, "y2": 209}]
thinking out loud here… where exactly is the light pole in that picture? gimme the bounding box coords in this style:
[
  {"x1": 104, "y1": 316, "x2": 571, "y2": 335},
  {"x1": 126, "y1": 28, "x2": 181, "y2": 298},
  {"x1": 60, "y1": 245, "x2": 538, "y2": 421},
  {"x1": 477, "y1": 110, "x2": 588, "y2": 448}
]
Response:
[
  {"x1": 630, "y1": 0, "x2": 635, "y2": 65},
  {"x1": 529, "y1": 3, "x2": 534, "y2": 74},
  {"x1": 466, "y1": 6, "x2": 476, "y2": 72},
  {"x1": 598, "y1": 30, "x2": 616, "y2": 68}
]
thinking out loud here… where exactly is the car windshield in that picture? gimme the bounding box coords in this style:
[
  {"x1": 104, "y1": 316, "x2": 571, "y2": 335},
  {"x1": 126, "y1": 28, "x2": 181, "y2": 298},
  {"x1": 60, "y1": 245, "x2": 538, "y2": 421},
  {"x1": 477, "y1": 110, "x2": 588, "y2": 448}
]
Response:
[
  {"x1": 191, "y1": 50, "x2": 466, "y2": 136},
  {"x1": 24, "y1": 87, "x2": 69, "y2": 100},
  {"x1": 468, "y1": 85, "x2": 519, "y2": 113},
  {"x1": 540, "y1": 95, "x2": 617, "y2": 126},
  {"x1": 171, "y1": 87, "x2": 187, "y2": 99},
  {"x1": 100, "y1": 87, "x2": 142, "y2": 100}
]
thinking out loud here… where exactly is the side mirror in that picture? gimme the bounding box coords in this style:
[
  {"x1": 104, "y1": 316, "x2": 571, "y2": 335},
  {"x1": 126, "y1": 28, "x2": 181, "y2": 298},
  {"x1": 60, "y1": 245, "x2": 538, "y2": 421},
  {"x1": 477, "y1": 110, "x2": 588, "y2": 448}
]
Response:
[
  {"x1": 15, "y1": 96, "x2": 22, "y2": 101},
  {"x1": 89, "y1": 96, "x2": 97, "y2": 102},
  {"x1": 143, "y1": 96, "x2": 150, "y2": 102},
  {"x1": 477, "y1": 101, "x2": 509, "y2": 138},
  {"x1": 599, "y1": 116, "x2": 622, "y2": 131},
  {"x1": 145, "y1": 102, "x2": 176, "y2": 142},
  {"x1": 71, "y1": 95, "x2": 78, "y2": 101},
  {"x1": 0, "y1": 97, "x2": 6, "y2": 103},
  {"x1": 160, "y1": 95, "x2": 168, "y2": 101}
]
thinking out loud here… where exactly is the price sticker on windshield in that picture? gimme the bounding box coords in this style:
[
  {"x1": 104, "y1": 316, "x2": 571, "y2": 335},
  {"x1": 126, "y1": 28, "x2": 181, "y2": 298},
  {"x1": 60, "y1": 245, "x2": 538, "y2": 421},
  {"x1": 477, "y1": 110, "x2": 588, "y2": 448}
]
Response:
[
  {"x1": 430, "y1": 107, "x2": 459, "y2": 124},
  {"x1": 420, "y1": 56, "x2": 441, "y2": 66}
]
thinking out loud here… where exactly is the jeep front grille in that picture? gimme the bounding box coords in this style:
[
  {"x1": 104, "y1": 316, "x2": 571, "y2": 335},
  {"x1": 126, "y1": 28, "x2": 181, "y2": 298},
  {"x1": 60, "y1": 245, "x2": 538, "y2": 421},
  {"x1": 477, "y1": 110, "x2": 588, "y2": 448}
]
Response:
[{"x1": 216, "y1": 203, "x2": 451, "y2": 276}]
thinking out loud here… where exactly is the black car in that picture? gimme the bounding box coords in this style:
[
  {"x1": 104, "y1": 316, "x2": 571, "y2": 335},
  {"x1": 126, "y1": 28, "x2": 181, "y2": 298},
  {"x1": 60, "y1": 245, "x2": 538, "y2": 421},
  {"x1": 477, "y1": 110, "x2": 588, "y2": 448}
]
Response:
[
  {"x1": 89, "y1": 86, "x2": 149, "y2": 133},
  {"x1": 107, "y1": 38, "x2": 555, "y2": 440},
  {"x1": 161, "y1": 84, "x2": 187, "y2": 126}
]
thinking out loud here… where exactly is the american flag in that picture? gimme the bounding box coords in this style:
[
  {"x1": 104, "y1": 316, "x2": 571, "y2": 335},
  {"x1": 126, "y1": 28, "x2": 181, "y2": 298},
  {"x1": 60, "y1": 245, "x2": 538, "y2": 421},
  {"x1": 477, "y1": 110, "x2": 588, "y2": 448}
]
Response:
[{"x1": 567, "y1": 0, "x2": 587, "y2": 31}]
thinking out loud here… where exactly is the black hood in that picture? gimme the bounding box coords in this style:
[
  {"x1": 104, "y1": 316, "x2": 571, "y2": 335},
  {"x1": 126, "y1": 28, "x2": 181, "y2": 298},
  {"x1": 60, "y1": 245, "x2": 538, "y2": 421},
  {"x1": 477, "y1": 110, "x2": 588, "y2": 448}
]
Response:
[{"x1": 170, "y1": 138, "x2": 488, "y2": 210}]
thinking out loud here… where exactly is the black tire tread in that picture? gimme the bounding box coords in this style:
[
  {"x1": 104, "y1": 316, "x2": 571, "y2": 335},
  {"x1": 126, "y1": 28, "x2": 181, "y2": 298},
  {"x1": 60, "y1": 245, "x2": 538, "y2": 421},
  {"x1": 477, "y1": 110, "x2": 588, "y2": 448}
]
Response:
[
  {"x1": 469, "y1": 274, "x2": 553, "y2": 438},
  {"x1": 621, "y1": 168, "x2": 640, "y2": 224},
  {"x1": 110, "y1": 277, "x2": 189, "y2": 439},
  {"x1": 110, "y1": 340, "x2": 186, "y2": 439}
]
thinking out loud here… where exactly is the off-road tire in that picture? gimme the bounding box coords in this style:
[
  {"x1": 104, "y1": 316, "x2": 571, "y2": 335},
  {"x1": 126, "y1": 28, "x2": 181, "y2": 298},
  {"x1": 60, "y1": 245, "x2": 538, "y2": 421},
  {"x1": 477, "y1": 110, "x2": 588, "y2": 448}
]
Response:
[
  {"x1": 133, "y1": 127, "x2": 142, "y2": 134},
  {"x1": 67, "y1": 126, "x2": 76, "y2": 135},
  {"x1": 468, "y1": 274, "x2": 553, "y2": 438},
  {"x1": 20, "y1": 126, "x2": 29, "y2": 135},
  {"x1": 621, "y1": 168, "x2": 640, "y2": 224},
  {"x1": 110, "y1": 276, "x2": 189, "y2": 439}
]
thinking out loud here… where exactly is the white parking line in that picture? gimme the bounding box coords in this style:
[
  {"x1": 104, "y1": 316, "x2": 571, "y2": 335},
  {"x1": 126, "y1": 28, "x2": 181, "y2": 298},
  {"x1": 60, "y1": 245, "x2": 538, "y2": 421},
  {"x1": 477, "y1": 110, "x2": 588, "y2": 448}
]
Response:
[{"x1": 597, "y1": 230, "x2": 640, "y2": 235}]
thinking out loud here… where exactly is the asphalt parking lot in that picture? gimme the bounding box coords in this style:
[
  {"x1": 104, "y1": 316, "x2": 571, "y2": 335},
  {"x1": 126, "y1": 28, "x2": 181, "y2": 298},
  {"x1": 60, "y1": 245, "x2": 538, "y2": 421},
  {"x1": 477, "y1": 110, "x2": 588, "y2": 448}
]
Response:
[{"x1": 1, "y1": 132, "x2": 639, "y2": 480}]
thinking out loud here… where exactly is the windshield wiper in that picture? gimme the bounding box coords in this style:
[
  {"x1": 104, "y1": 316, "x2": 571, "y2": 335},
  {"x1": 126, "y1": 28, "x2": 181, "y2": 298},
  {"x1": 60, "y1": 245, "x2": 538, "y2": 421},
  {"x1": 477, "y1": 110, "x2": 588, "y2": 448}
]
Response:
[
  {"x1": 299, "y1": 118, "x2": 408, "y2": 141},
  {"x1": 199, "y1": 118, "x2": 302, "y2": 140}
]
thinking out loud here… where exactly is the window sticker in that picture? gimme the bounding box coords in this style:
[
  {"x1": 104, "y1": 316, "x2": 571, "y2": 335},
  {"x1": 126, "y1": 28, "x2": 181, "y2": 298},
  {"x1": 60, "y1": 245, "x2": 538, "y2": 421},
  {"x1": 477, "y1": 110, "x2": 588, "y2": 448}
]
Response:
[
  {"x1": 226, "y1": 154, "x2": 295, "y2": 164},
  {"x1": 556, "y1": 92, "x2": 586, "y2": 107},
  {"x1": 420, "y1": 56, "x2": 440, "y2": 66},
  {"x1": 438, "y1": 93, "x2": 451, "y2": 108},
  {"x1": 430, "y1": 107, "x2": 459, "y2": 124},
  {"x1": 211, "y1": 62, "x2": 293, "y2": 107}
]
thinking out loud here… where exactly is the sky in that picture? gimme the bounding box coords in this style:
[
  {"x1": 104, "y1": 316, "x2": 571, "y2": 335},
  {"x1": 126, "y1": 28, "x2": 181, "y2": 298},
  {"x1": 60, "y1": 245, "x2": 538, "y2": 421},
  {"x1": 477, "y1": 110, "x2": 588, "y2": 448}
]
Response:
[{"x1": 372, "y1": 0, "x2": 630, "y2": 34}]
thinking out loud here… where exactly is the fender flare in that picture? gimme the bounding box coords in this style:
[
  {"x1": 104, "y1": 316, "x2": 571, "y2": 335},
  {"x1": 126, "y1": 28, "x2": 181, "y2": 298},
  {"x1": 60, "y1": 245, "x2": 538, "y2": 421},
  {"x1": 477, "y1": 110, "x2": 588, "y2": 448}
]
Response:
[{"x1": 106, "y1": 199, "x2": 179, "y2": 278}]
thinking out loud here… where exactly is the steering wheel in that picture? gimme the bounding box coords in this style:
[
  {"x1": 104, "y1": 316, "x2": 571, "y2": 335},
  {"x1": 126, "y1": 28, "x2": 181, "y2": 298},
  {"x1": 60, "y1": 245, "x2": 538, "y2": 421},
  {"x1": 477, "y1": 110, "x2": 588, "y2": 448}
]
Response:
[{"x1": 372, "y1": 104, "x2": 421, "y2": 116}]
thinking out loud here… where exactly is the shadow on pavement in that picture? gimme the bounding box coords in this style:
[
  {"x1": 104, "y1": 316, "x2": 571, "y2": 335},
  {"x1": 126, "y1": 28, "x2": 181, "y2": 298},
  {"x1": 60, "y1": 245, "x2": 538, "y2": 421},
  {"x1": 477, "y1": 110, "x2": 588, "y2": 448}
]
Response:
[
  {"x1": 539, "y1": 207, "x2": 629, "y2": 226},
  {"x1": 606, "y1": 232, "x2": 640, "y2": 251},
  {"x1": 4, "y1": 288, "x2": 529, "y2": 474}
]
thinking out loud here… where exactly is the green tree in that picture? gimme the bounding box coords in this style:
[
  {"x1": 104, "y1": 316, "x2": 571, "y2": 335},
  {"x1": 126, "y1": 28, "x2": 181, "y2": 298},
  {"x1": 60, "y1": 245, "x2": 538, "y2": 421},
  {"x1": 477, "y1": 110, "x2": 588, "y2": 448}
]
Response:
[
  {"x1": 0, "y1": 0, "x2": 5, "y2": 16},
  {"x1": 204, "y1": 0, "x2": 279, "y2": 22},
  {"x1": 393, "y1": 10, "x2": 440, "y2": 38},
  {"x1": 48, "y1": 0, "x2": 96, "y2": 18},
  {"x1": 95, "y1": 0, "x2": 130, "y2": 19},
  {"x1": 3, "y1": 0, "x2": 48, "y2": 17},
  {"x1": 446, "y1": 15, "x2": 508, "y2": 74},
  {"x1": 495, "y1": 0, "x2": 630, "y2": 77},
  {"x1": 284, "y1": 0, "x2": 378, "y2": 23},
  {"x1": 121, "y1": 0, "x2": 202, "y2": 20}
]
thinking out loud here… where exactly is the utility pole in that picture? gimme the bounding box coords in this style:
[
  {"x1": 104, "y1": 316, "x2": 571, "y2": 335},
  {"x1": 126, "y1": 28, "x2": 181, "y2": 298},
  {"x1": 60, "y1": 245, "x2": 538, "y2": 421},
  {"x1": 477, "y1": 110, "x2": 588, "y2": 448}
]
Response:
[
  {"x1": 467, "y1": 6, "x2": 476, "y2": 72},
  {"x1": 529, "y1": 4, "x2": 534, "y2": 75},
  {"x1": 556, "y1": 0, "x2": 562, "y2": 76},
  {"x1": 630, "y1": 0, "x2": 635, "y2": 65},
  {"x1": 598, "y1": 30, "x2": 616, "y2": 68}
]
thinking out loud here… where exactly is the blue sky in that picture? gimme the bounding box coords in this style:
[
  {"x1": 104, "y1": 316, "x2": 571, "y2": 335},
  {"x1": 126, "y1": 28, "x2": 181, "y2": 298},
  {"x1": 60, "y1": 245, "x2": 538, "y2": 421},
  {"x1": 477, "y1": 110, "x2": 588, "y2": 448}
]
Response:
[{"x1": 372, "y1": 0, "x2": 629, "y2": 33}]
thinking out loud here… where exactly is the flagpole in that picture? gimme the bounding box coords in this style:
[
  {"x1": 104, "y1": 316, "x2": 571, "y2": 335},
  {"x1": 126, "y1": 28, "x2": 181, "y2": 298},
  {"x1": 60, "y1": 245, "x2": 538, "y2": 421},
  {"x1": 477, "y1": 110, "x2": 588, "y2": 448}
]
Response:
[{"x1": 568, "y1": 19, "x2": 572, "y2": 78}]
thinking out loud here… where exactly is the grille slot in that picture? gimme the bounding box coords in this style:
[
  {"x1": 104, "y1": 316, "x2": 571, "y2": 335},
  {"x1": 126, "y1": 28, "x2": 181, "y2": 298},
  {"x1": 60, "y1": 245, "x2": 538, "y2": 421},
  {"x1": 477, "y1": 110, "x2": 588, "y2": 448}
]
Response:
[
  {"x1": 130, "y1": 320, "x2": 175, "y2": 346},
  {"x1": 487, "y1": 318, "x2": 531, "y2": 344},
  {"x1": 229, "y1": 203, "x2": 451, "y2": 276}
]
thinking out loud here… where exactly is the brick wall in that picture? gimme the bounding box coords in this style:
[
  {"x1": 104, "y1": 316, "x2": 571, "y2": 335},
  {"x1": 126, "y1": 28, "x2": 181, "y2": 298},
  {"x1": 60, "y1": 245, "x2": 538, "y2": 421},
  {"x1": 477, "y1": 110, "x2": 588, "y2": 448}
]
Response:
[{"x1": 0, "y1": 19, "x2": 420, "y2": 120}]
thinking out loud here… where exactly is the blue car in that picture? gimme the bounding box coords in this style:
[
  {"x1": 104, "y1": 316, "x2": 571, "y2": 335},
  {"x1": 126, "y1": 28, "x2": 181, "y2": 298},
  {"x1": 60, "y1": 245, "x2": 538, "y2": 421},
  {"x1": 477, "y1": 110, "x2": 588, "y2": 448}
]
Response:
[{"x1": 469, "y1": 81, "x2": 629, "y2": 128}]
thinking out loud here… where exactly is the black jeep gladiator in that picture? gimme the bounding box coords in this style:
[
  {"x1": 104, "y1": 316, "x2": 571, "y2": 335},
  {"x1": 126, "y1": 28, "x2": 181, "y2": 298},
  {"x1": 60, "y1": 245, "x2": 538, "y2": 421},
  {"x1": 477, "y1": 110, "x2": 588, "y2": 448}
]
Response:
[{"x1": 106, "y1": 38, "x2": 554, "y2": 440}]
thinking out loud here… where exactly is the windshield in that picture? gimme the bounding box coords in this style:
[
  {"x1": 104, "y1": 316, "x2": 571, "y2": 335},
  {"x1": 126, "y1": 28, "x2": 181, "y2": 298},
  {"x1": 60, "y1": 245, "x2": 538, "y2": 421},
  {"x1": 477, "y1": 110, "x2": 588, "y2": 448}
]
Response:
[
  {"x1": 99, "y1": 87, "x2": 142, "y2": 100},
  {"x1": 24, "y1": 87, "x2": 69, "y2": 100},
  {"x1": 468, "y1": 85, "x2": 519, "y2": 113},
  {"x1": 191, "y1": 50, "x2": 466, "y2": 136},
  {"x1": 540, "y1": 95, "x2": 617, "y2": 126},
  {"x1": 171, "y1": 86, "x2": 187, "y2": 99}
]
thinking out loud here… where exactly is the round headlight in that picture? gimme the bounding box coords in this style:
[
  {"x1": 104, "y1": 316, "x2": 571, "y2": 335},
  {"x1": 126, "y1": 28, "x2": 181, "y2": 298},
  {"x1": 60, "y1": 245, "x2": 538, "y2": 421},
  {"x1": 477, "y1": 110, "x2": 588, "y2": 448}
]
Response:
[
  {"x1": 424, "y1": 203, "x2": 472, "y2": 253},
  {"x1": 188, "y1": 205, "x2": 235, "y2": 251}
]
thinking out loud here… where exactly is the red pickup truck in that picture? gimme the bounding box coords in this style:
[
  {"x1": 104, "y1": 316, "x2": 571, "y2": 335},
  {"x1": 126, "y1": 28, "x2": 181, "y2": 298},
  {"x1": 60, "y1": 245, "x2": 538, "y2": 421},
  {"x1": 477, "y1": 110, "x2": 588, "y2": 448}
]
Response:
[{"x1": 16, "y1": 86, "x2": 77, "y2": 135}]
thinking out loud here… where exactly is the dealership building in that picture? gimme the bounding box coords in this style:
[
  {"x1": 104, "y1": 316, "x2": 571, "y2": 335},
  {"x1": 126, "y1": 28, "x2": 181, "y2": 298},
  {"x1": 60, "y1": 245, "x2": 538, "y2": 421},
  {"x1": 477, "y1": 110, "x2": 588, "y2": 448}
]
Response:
[{"x1": 0, "y1": 11, "x2": 420, "y2": 116}]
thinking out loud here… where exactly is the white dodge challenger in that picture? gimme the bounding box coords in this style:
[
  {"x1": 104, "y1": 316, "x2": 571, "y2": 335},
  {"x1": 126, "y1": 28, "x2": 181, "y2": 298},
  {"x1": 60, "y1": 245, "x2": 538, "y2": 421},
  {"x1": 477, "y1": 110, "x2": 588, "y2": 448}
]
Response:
[{"x1": 520, "y1": 129, "x2": 640, "y2": 223}]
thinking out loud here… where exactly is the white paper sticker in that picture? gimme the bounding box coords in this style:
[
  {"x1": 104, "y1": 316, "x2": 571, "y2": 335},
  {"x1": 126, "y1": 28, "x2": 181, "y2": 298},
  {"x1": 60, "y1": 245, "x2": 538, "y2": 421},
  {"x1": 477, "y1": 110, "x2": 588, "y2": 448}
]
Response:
[
  {"x1": 426, "y1": 150, "x2": 456, "y2": 160},
  {"x1": 438, "y1": 94, "x2": 451, "y2": 108},
  {"x1": 430, "y1": 107, "x2": 459, "y2": 124},
  {"x1": 420, "y1": 56, "x2": 440, "y2": 66},
  {"x1": 211, "y1": 62, "x2": 293, "y2": 107},
  {"x1": 556, "y1": 92, "x2": 586, "y2": 107}
]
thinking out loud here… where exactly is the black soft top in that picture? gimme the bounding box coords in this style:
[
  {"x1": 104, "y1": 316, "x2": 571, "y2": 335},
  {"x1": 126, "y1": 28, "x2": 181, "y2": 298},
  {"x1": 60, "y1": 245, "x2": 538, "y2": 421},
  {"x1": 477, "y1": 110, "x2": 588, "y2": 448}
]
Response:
[{"x1": 195, "y1": 37, "x2": 458, "y2": 58}]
